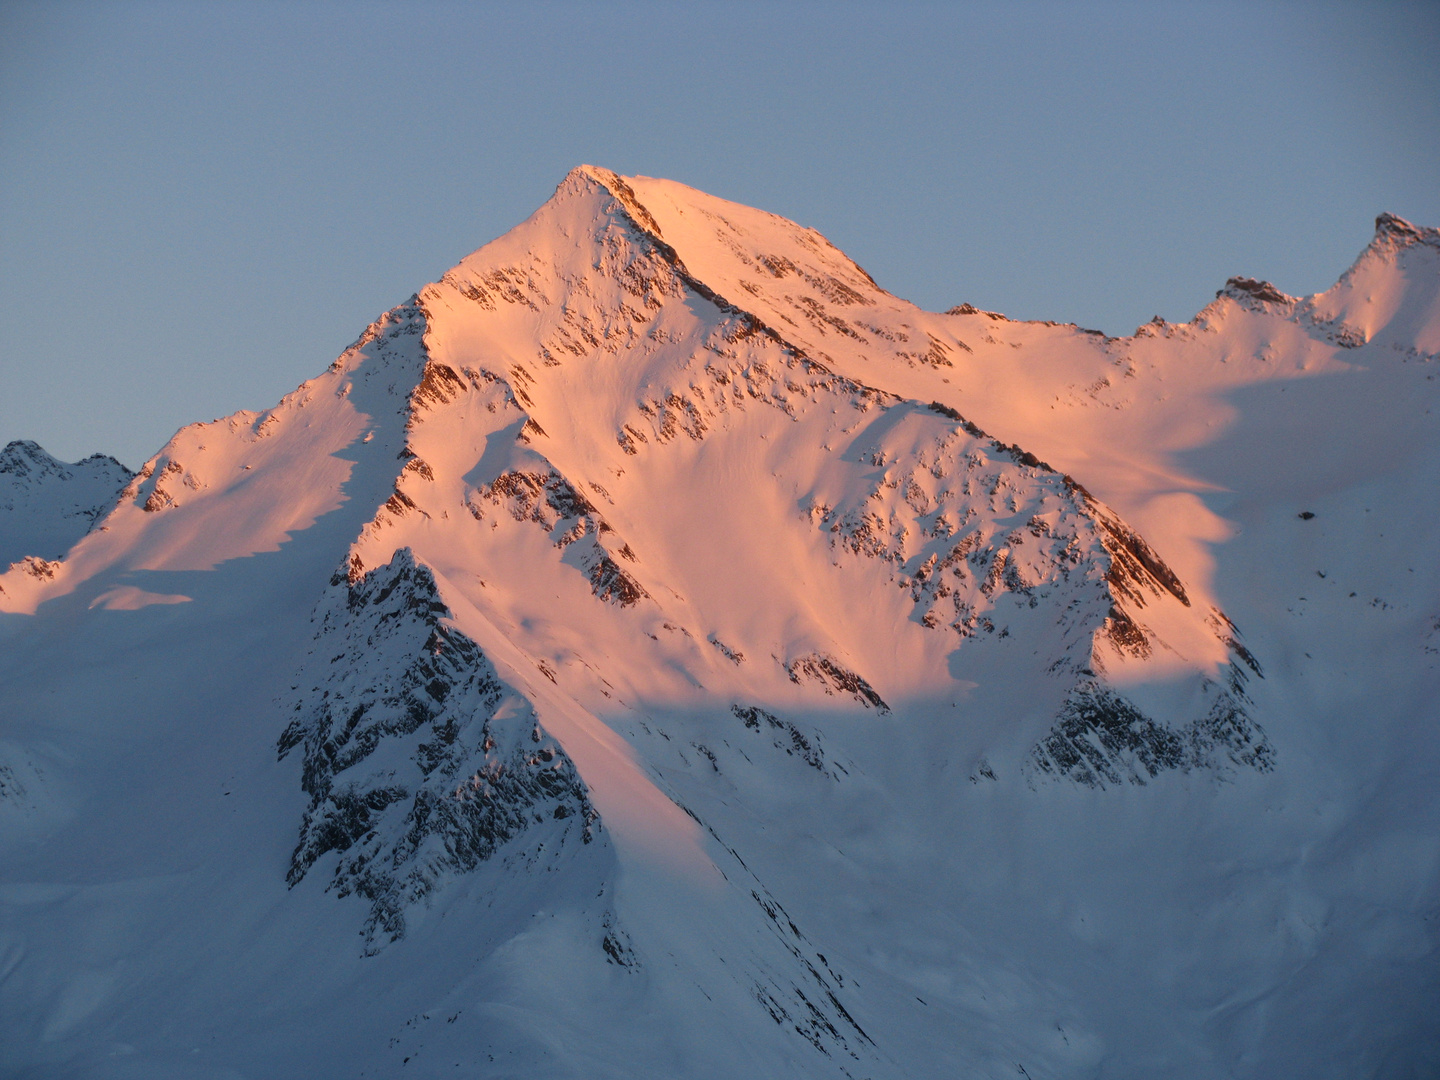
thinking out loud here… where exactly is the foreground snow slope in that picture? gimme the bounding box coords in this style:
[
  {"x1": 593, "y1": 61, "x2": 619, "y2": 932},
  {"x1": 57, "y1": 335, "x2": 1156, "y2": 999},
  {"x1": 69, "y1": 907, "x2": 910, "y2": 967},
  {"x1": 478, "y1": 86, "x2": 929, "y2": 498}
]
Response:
[{"x1": 1, "y1": 168, "x2": 1435, "y2": 1079}]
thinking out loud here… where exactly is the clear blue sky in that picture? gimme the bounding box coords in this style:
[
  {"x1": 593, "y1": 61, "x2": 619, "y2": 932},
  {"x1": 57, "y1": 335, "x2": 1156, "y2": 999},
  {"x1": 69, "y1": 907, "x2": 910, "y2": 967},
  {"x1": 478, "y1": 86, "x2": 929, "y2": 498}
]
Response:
[{"x1": 3, "y1": 0, "x2": 1437, "y2": 468}]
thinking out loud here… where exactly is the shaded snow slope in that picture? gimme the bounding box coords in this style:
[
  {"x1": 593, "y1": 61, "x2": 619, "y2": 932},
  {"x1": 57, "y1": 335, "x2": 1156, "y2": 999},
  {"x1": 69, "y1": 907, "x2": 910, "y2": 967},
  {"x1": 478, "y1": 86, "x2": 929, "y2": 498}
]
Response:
[
  {"x1": 1, "y1": 169, "x2": 1436, "y2": 1079},
  {"x1": 0, "y1": 440, "x2": 132, "y2": 568}
]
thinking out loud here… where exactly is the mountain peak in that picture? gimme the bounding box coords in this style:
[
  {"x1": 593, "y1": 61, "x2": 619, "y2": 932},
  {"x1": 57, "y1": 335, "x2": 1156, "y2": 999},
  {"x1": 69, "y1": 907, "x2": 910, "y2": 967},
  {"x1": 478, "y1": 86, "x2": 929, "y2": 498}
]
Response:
[
  {"x1": 1373, "y1": 210, "x2": 1439, "y2": 248},
  {"x1": 1295, "y1": 210, "x2": 1440, "y2": 353},
  {"x1": 0, "y1": 438, "x2": 57, "y2": 474},
  {"x1": 0, "y1": 438, "x2": 134, "y2": 565},
  {"x1": 1217, "y1": 275, "x2": 1292, "y2": 305},
  {"x1": 3, "y1": 172, "x2": 1438, "y2": 1078}
]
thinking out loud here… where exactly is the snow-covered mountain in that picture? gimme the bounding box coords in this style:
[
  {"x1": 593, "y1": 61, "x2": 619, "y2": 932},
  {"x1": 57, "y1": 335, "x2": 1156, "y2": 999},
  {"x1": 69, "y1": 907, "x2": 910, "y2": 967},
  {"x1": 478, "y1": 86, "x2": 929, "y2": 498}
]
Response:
[
  {"x1": 2, "y1": 167, "x2": 1436, "y2": 1079},
  {"x1": 0, "y1": 441, "x2": 132, "y2": 568}
]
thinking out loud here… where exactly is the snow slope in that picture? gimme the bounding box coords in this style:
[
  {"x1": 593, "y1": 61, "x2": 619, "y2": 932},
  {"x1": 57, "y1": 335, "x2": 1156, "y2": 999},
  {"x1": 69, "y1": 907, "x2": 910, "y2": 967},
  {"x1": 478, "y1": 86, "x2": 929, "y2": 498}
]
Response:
[
  {"x1": 1, "y1": 168, "x2": 1435, "y2": 1079},
  {"x1": 0, "y1": 441, "x2": 132, "y2": 568}
]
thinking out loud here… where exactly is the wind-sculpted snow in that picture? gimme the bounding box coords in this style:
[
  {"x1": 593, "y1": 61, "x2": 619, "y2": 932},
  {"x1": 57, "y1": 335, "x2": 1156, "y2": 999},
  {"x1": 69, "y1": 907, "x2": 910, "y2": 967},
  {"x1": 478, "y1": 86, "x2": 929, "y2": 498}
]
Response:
[{"x1": 278, "y1": 549, "x2": 597, "y2": 951}]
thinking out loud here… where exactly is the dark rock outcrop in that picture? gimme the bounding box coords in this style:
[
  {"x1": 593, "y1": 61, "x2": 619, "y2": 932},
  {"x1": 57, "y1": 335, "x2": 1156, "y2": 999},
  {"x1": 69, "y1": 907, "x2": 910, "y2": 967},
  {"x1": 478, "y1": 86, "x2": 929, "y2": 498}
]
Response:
[{"x1": 278, "y1": 548, "x2": 597, "y2": 950}]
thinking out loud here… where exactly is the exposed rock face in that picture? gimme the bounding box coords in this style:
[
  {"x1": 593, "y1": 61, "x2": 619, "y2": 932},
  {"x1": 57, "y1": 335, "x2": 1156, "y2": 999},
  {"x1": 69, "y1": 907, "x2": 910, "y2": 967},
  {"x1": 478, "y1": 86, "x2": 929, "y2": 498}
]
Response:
[
  {"x1": 1029, "y1": 681, "x2": 1273, "y2": 788},
  {"x1": 784, "y1": 654, "x2": 889, "y2": 711},
  {"x1": 469, "y1": 468, "x2": 649, "y2": 607},
  {"x1": 1218, "y1": 276, "x2": 1291, "y2": 306},
  {"x1": 278, "y1": 549, "x2": 596, "y2": 950},
  {"x1": 1373, "y1": 211, "x2": 1438, "y2": 247},
  {"x1": 731, "y1": 705, "x2": 843, "y2": 779}
]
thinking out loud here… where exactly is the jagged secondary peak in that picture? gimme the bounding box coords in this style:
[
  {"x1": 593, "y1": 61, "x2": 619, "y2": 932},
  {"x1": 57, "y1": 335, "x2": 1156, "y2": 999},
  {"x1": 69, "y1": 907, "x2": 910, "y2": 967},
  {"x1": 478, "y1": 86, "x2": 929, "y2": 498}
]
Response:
[
  {"x1": 1302, "y1": 210, "x2": 1440, "y2": 355},
  {"x1": 3, "y1": 440, "x2": 70, "y2": 478},
  {"x1": 1372, "y1": 211, "x2": 1440, "y2": 250},
  {"x1": 1216, "y1": 275, "x2": 1292, "y2": 307},
  {"x1": 0, "y1": 439, "x2": 132, "y2": 488},
  {"x1": 0, "y1": 439, "x2": 134, "y2": 567}
]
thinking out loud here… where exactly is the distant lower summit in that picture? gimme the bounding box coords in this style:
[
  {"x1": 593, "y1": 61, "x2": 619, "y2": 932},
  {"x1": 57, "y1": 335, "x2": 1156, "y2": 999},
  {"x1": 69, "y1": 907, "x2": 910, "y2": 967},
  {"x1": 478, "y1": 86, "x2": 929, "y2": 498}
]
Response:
[{"x1": 0, "y1": 439, "x2": 132, "y2": 566}]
